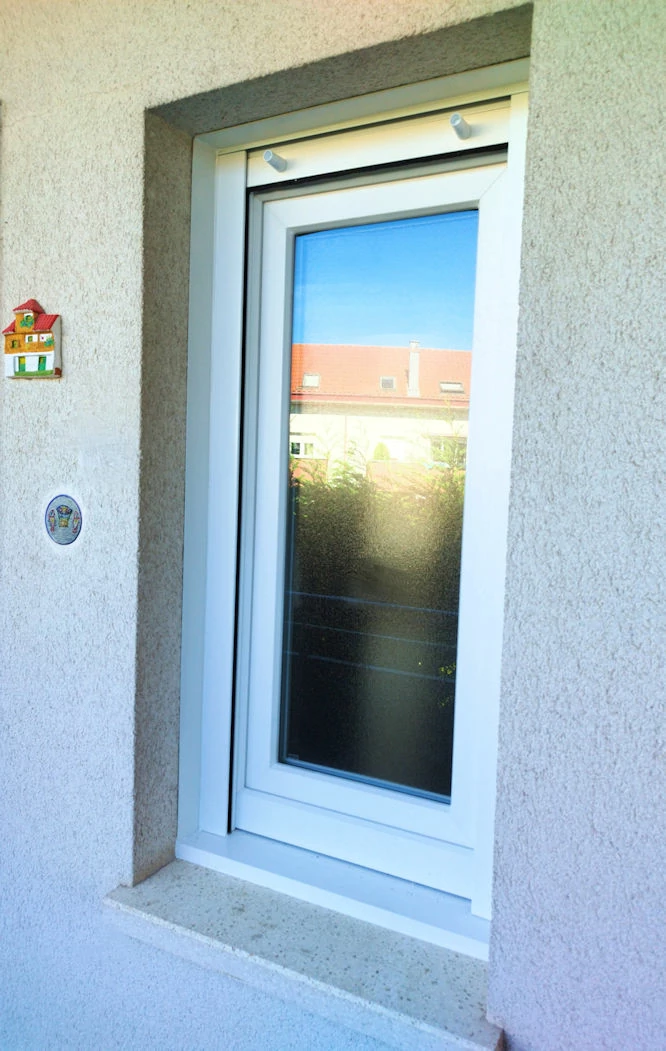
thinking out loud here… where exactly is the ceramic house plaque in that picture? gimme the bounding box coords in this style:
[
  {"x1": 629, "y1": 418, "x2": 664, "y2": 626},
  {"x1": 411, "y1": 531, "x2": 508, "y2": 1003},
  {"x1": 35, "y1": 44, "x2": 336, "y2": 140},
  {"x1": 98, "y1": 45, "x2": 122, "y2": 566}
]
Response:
[{"x1": 3, "y1": 299, "x2": 61, "y2": 378}]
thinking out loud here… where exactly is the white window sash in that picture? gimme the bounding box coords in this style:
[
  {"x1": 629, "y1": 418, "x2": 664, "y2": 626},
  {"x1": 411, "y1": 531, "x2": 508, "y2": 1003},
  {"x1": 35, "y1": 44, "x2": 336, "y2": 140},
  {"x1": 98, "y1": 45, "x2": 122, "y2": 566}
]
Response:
[
  {"x1": 233, "y1": 162, "x2": 511, "y2": 904},
  {"x1": 178, "y1": 84, "x2": 528, "y2": 927}
]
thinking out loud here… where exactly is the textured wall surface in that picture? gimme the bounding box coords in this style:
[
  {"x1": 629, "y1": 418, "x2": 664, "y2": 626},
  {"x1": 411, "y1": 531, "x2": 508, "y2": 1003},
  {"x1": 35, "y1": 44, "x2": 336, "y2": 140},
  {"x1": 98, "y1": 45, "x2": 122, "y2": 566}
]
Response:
[
  {"x1": 488, "y1": 2, "x2": 666, "y2": 1049},
  {"x1": 133, "y1": 113, "x2": 192, "y2": 883},
  {"x1": 0, "y1": 0, "x2": 663, "y2": 1049}
]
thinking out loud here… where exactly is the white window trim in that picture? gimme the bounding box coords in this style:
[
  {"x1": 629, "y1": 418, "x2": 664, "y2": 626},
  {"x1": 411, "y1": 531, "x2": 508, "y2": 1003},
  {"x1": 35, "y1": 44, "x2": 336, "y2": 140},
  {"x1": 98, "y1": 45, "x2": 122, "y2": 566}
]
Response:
[
  {"x1": 236, "y1": 161, "x2": 509, "y2": 900},
  {"x1": 177, "y1": 62, "x2": 528, "y2": 959}
]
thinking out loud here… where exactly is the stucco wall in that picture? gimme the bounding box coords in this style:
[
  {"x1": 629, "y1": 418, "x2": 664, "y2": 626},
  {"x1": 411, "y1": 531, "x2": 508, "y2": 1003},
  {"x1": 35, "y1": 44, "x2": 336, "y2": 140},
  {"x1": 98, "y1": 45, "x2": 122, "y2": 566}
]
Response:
[
  {"x1": 488, "y1": 2, "x2": 666, "y2": 1048},
  {"x1": 0, "y1": 1, "x2": 663, "y2": 1049}
]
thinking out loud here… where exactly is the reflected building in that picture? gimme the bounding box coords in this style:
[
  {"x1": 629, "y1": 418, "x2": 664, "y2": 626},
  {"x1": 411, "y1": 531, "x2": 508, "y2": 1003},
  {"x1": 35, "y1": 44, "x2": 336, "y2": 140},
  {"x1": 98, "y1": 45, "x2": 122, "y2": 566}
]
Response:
[{"x1": 289, "y1": 340, "x2": 471, "y2": 485}]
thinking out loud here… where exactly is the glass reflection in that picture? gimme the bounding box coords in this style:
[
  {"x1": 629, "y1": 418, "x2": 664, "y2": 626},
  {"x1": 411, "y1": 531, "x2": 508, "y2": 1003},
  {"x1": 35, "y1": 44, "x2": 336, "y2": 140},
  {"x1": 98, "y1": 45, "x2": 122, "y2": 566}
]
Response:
[{"x1": 279, "y1": 211, "x2": 477, "y2": 800}]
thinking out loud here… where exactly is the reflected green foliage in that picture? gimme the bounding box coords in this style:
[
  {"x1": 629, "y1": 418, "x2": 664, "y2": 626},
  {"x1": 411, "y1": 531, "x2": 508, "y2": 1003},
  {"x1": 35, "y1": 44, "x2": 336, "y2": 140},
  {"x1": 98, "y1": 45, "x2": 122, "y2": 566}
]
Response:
[
  {"x1": 288, "y1": 449, "x2": 465, "y2": 614},
  {"x1": 372, "y1": 442, "x2": 391, "y2": 461}
]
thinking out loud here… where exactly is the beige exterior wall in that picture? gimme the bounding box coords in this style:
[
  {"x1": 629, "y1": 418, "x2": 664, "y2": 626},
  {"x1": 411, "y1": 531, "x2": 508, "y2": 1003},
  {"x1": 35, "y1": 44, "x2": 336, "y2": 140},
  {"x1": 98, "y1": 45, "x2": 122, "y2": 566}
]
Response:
[
  {"x1": 0, "y1": 2, "x2": 663, "y2": 1049},
  {"x1": 488, "y1": 3, "x2": 666, "y2": 1048}
]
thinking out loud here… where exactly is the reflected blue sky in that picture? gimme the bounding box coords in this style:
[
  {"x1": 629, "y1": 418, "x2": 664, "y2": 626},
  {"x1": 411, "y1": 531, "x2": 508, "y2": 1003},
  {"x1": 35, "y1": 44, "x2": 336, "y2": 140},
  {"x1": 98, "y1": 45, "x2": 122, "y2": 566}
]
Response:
[{"x1": 292, "y1": 210, "x2": 478, "y2": 349}]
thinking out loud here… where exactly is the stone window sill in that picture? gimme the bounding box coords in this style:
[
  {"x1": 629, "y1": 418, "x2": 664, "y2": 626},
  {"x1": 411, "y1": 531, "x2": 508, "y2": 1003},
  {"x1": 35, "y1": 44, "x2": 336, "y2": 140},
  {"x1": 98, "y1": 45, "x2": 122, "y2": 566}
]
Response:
[{"x1": 104, "y1": 860, "x2": 502, "y2": 1051}]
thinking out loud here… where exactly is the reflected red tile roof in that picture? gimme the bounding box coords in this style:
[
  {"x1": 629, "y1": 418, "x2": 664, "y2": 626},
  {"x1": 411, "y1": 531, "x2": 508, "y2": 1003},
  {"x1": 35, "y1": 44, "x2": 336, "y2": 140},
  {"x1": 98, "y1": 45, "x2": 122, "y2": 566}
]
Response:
[{"x1": 291, "y1": 343, "x2": 471, "y2": 407}]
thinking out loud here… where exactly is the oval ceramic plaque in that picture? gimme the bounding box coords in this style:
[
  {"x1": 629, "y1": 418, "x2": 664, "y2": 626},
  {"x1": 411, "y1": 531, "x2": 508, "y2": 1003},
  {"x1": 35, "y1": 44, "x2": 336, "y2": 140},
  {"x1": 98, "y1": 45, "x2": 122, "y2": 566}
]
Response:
[{"x1": 45, "y1": 495, "x2": 82, "y2": 545}]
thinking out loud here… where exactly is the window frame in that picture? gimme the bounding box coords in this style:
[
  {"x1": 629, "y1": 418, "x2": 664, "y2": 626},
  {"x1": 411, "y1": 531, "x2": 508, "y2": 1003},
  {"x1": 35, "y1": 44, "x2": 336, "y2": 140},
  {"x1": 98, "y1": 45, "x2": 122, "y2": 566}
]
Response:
[
  {"x1": 177, "y1": 63, "x2": 528, "y2": 955},
  {"x1": 235, "y1": 160, "x2": 512, "y2": 900}
]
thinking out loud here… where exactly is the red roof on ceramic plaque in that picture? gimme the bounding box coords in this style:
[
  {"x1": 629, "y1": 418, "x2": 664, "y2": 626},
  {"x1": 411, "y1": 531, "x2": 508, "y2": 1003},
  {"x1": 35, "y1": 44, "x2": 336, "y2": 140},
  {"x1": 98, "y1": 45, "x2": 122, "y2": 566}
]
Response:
[
  {"x1": 33, "y1": 313, "x2": 59, "y2": 332},
  {"x1": 4, "y1": 307, "x2": 59, "y2": 335},
  {"x1": 14, "y1": 299, "x2": 44, "y2": 313}
]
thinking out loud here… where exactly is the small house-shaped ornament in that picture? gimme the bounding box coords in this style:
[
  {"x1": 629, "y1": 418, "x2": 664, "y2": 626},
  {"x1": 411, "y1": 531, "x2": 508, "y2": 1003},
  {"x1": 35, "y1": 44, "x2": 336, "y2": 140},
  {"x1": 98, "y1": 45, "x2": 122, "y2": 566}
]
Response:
[{"x1": 3, "y1": 300, "x2": 61, "y2": 379}]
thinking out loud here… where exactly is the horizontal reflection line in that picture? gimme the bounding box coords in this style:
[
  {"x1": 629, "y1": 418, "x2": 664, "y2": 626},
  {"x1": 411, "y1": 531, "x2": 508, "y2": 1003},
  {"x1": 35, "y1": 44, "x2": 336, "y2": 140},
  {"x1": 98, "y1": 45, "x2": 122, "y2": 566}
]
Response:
[
  {"x1": 289, "y1": 621, "x2": 454, "y2": 648},
  {"x1": 289, "y1": 590, "x2": 458, "y2": 616},
  {"x1": 291, "y1": 652, "x2": 454, "y2": 683}
]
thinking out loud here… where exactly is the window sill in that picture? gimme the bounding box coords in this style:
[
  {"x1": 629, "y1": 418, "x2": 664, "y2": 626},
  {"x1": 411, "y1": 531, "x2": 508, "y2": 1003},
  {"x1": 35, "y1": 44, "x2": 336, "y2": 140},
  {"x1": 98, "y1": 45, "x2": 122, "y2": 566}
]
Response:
[
  {"x1": 177, "y1": 829, "x2": 490, "y2": 959},
  {"x1": 104, "y1": 859, "x2": 502, "y2": 1051}
]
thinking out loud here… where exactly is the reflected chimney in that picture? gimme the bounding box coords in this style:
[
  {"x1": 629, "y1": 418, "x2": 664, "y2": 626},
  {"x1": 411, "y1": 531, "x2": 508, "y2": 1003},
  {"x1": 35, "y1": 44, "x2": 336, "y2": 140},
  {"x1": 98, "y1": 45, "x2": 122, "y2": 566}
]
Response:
[{"x1": 408, "y1": 340, "x2": 420, "y2": 397}]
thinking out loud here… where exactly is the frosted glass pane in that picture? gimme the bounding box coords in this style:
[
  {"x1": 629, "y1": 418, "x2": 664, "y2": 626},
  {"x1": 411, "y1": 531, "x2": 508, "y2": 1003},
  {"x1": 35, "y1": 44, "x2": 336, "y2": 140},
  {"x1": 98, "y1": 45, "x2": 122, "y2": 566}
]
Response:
[{"x1": 279, "y1": 211, "x2": 477, "y2": 800}]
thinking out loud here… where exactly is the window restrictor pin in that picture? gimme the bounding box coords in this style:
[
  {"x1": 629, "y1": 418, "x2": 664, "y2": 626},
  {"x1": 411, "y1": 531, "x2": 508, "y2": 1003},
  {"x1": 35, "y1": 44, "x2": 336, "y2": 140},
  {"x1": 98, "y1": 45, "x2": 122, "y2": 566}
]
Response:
[
  {"x1": 450, "y1": 113, "x2": 471, "y2": 140},
  {"x1": 264, "y1": 149, "x2": 288, "y2": 173}
]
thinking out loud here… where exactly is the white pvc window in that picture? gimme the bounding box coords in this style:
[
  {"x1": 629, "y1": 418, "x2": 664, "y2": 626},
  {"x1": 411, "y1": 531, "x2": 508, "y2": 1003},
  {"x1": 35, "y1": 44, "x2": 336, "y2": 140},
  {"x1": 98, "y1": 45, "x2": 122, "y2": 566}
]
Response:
[
  {"x1": 178, "y1": 71, "x2": 528, "y2": 947},
  {"x1": 235, "y1": 158, "x2": 513, "y2": 908}
]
